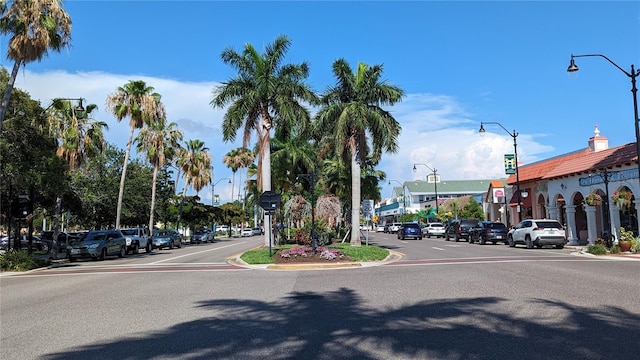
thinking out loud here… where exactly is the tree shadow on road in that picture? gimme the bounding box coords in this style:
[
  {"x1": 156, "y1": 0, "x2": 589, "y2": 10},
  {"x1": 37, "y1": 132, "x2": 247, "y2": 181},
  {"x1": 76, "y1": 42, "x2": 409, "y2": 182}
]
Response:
[{"x1": 41, "y1": 288, "x2": 639, "y2": 359}]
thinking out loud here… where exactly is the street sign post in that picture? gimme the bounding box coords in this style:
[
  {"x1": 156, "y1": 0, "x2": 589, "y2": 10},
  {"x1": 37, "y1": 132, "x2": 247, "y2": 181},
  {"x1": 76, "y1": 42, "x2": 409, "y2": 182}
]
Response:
[{"x1": 259, "y1": 191, "x2": 281, "y2": 255}]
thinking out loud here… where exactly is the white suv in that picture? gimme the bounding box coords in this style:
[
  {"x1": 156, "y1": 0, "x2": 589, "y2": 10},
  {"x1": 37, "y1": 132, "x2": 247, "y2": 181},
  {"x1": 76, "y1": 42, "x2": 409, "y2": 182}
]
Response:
[
  {"x1": 508, "y1": 219, "x2": 566, "y2": 249},
  {"x1": 120, "y1": 227, "x2": 152, "y2": 254}
]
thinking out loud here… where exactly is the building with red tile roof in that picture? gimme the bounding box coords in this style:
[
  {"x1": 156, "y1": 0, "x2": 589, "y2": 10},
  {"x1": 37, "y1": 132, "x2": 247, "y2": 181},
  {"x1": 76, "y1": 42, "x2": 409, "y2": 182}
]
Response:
[{"x1": 487, "y1": 126, "x2": 639, "y2": 245}]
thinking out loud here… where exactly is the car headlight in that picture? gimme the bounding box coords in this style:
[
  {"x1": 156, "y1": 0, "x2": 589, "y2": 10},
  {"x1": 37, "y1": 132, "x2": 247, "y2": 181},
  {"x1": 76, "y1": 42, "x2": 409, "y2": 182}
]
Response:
[
  {"x1": 87, "y1": 243, "x2": 100, "y2": 249},
  {"x1": 125, "y1": 237, "x2": 132, "y2": 245}
]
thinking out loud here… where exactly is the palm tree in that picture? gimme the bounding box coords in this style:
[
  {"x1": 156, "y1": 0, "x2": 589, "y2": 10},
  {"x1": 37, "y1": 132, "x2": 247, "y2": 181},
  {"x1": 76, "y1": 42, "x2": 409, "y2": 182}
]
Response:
[
  {"x1": 0, "y1": 0, "x2": 72, "y2": 132},
  {"x1": 175, "y1": 139, "x2": 211, "y2": 230},
  {"x1": 42, "y1": 98, "x2": 107, "y2": 255},
  {"x1": 222, "y1": 148, "x2": 241, "y2": 201},
  {"x1": 315, "y1": 59, "x2": 404, "y2": 246},
  {"x1": 135, "y1": 117, "x2": 183, "y2": 232},
  {"x1": 210, "y1": 35, "x2": 317, "y2": 246},
  {"x1": 235, "y1": 148, "x2": 255, "y2": 203},
  {"x1": 45, "y1": 99, "x2": 108, "y2": 171},
  {"x1": 106, "y1": 80, "x2": 165, "y2": 229}
]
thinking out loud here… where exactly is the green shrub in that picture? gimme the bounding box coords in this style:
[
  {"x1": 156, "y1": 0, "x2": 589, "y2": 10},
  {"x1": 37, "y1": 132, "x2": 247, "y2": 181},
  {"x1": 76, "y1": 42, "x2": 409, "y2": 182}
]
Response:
[
  {"x1": 630, "y1": 237, "x2": 640, "y2": 253},
  {"x1": 609, "y1": 244, "x2": 621, "y2": 254},
  {"x1": 586, "y1": 244, "x2": 607, "y2": 255},
  {"x1": 0, "y1": 250, "x2": 50, "y2": 271}
]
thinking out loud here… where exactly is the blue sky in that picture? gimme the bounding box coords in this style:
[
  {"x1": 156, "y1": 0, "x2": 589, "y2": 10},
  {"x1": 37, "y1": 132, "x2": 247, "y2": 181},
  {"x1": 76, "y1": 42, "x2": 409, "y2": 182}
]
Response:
[{"x1": 4, "y1": 0, "x2": 640, "y2": 204}]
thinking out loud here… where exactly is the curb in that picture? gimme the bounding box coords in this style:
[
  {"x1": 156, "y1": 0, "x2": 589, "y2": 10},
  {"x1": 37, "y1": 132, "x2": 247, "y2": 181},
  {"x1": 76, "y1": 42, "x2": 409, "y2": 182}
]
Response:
[{"x1": 227, "y1": 249, "x2": 404, "y2": 271}]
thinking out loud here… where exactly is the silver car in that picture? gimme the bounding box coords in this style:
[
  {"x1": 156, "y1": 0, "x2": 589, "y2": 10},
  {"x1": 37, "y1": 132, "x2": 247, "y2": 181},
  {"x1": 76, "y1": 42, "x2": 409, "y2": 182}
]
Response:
[{"x1": 68, "y1": 230, "x2": 127, "y2": 262}]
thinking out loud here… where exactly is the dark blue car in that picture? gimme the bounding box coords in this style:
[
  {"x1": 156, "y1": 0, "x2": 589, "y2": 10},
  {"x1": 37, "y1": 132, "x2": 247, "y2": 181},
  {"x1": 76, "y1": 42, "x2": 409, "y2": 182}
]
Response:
[{"x1": 397, "y1": 223, "x2": 423, "y2": 240}]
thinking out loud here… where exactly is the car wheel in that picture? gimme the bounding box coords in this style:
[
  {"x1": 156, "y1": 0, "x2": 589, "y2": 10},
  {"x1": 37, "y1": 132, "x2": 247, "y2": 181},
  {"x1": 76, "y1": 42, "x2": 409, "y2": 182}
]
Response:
[
  {"x1": 69, "y1": 256, "x2": 76, "y2": 262},
  {"x1": 508, "y1": 236, "x2": 515, "y2": 247},
  {"x1": 454, "y1": 235, "x2": 459, "y2": 242},
  {"x1": 525, "y1": 236, "x2": 534, "y2": 249},
  {"x1": 118, "y1": 246, "x2": 126, "y2": 258},
  {"x1": 469, "y1": 236, "x2": 475, "y2": 244},
  {"x1": 418, "y1": 237, "x2": 422, "y2": 240},
  {"x1": 178, "y1": 240, "x2": 182, "y2": 248},
  {"x1": 492, "y1": 241, "x2": 497, "y2": 245},
  {"x1": 133, "y1": 243, "x2": 139, "y2": 254},
  {"x1": 555, "y1": 244, "x2": 564, "y2": 249},
  {"x1": 98, "y1": 248, "x2": 106, "y2": 261},
  {"x1": 479, "y1": 237, "x2": 486, "y2": 245},
  {"x1": 445, "y1": 234, "x2": 450, "y2": 241},
  {"x1": 146, "y1": 242, "x2": 152, "y2": 253}
]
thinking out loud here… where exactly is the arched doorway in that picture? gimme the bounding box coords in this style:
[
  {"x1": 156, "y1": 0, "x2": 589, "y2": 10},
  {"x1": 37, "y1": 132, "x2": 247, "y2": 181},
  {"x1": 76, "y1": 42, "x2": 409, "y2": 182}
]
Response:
[
  {"x1": 614, "y1": 186, "x2": 637, "y2": 236},
  {"x1": 573, "y1": 193, "x2": 587, "y2": 243},
  {"x1": 537, "y1": 193, "x2": 547, "y2": 219}
]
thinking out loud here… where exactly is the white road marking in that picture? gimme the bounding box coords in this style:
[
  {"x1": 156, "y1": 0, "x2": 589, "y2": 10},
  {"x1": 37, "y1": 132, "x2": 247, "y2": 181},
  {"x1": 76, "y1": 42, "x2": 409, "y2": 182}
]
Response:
[
  {"x1": 432, "y1": 247, "x2": 445, "y2": 251},
  {"x1": 151, "y1": 241, "x2": 248, "y2": 264}
]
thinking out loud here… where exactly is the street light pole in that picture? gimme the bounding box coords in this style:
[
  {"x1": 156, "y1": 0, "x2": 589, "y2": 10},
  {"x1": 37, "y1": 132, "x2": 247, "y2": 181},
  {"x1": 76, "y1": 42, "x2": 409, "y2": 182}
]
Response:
[
  {"x1": 479, "y1": 122, "x2": 522, "y2": 221},
  {"x1": 297, "y1": 173, "x2": 318, "y2": 254},
  {"x1": 388, "y1": 179, "x2": 406, "y2": 215},
  {"x1": 567, "y1": 54, "x2": 640, "y2": 191},
  {"x1": 412, "y1": 163, "x2": 439, "y2": 215}
]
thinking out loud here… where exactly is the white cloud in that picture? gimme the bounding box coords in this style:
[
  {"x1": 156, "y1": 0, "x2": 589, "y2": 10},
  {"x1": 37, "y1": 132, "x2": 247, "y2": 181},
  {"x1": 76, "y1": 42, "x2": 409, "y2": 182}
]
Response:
[{"x1": 12, "y1": 69, "x2": 556, "y2": 203}]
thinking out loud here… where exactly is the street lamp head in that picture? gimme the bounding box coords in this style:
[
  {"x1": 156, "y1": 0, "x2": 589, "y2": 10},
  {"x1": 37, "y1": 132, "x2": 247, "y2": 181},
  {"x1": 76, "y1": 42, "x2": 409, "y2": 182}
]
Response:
[
  {"x1": 567, "y1": 56, "x2": 579, "y2": 72},
  {"x1": 75, "y1": 99, "x2": 85, "y2": 116},
  {"x1": 412, "y1": 164, "x2": 417, "y2": 173},
  {"x1": 479, "y1": 123, "x2": 486, "y2": 137}
]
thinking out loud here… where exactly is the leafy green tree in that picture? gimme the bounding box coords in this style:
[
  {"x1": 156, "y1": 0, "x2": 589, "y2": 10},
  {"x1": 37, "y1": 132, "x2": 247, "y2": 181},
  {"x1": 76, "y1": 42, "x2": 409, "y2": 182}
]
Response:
[
  {"x1": 69, "y1": 143, "x2": 124, "y2": 229},
  {"x1": 0, "y1": 71, "x2": 69, "y2": 238},
  {"x1": 460, "y1": 197, "x2": 484, "y2": 220},
  {"x1": 135, "y1": 117, "x2": 183, "y2": 231},
  {"x1": 315, "y1": 59, "x2": 403, "y2": 246},
  {"x1": 106, "y1": 80, "x2": 166, "y2": 228},
  {"x1": 0, "y1": 0, "x2": 72, "y2": 131},
  {"x1": 210, "y1": 34, "x2": 317, "y2": 246}
]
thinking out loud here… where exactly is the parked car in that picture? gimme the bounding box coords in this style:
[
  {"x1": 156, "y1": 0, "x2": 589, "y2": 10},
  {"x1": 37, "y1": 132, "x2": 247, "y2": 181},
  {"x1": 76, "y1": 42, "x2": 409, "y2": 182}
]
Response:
[
  {"x1": 120, "y1": 227, "x2": 152, "y2": 253},
  {"x1": 251, "y1": 227, "x2": 263, "y2": 236},
  {"x1": 191, "y1": 229, "x2": 210, "y2": 244},
  {"x1": 445, "y1": 219, "x2": 479, "y2": 242},
  {"x1": 469, "y1": 221, "x2": 509, "y2": 245},
  {"x1": 388, "y1": 223, "x2": 402, "y2": 233},
  {"x1": 240, "y1": 228, "x2": 253, "y2": 237},
  {"x1": 152, "y1": 229, "x2": 183, "y2": 250},
  {"x1": 423, "y1": 222, "x2": 446, "y2": 238},
  {"x1": 376, "y1": 224, "x2": 386, "y2": 232},
  {"x1": 397, "y1": 222, "x2": 423, "y2": 240},
  {"x1": 508, "y1": 219, "x2": 566, "y2": 249},
  {"x1": 0, "y1": 235, "x2": 47, "y2": 252},
  {"x1": 67, "y1": 229, "x2": 127, "y2": 262}
]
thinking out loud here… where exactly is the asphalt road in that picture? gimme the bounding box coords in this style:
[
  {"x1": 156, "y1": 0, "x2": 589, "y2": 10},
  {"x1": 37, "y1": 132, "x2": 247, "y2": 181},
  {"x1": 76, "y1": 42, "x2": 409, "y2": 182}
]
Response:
[{"x1": 2, "y1": 232, "x2": 639, "y2": 360}]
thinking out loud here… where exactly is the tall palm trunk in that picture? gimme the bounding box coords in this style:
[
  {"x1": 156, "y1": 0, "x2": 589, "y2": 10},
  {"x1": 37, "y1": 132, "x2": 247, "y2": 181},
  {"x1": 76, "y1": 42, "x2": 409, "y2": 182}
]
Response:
[
  {"x1": 0, "y1": 60, "x2": 21, "y2": 133},
  {"x1": 262, "y1": 129, "x2": 272, "y2": 247},
  {"x1": 149, "y1": 164, "x2": 159, "y2": 231},
  {"x1": 350, "y1": 144, "x2": 362, "y2": 246},
  {"x1": 116, "y1": 126, "x2": 135, "y2": 228}
]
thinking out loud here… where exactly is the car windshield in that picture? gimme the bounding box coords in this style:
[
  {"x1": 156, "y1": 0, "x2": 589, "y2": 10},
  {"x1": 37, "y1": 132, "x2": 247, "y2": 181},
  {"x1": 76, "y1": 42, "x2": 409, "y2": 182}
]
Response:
[
  {"x1": 83, "y1": 232, "x2": 106, "y2": 241},
  {"x1": 536, "y1": 221, "x2": 562, "y2": 229},
  {"x1": 121, "y1": 229, "x2": 137, "y2": 236},
  {"x1": 154, "y1": 230, "x2": 170, "y2": 237},
  {"x1": 487, "y1": 223, "x2": 507, "y2": 230},
  {"x1": 430, "y1": 223, "x2": 444, "y2": 228}
]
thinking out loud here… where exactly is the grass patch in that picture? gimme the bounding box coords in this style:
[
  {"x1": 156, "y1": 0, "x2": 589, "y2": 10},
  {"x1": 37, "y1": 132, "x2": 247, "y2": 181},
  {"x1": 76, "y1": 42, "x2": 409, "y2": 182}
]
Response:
[
  {"x1": 329, "y1": 243, "x2": 389, "y2": 261},
  {"x1": 239, "y1": 243, "x2": 389, "y2": 264},
  {"x1": 240, "y1": 248, "x2": 278, "y2": 264}
]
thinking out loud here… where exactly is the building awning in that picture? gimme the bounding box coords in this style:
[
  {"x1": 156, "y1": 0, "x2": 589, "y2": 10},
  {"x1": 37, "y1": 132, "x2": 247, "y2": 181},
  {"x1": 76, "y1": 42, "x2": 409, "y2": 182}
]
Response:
[{"x1": 509, "y1": 189, "x2": 533, "y2": 207}]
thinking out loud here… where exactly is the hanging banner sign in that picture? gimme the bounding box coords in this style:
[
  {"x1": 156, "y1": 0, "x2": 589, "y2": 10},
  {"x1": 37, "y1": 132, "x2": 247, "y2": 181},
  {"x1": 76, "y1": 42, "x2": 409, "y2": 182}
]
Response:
[{"x1": 504, "y1": 154, "x2": 516, "y2": 175}]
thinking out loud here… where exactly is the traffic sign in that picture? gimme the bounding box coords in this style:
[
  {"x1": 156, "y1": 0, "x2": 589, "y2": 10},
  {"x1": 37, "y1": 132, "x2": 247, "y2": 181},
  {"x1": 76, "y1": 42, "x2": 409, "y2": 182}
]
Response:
[{"x1": 259, "y1": 190, "x2": 280, "y2": 214}]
